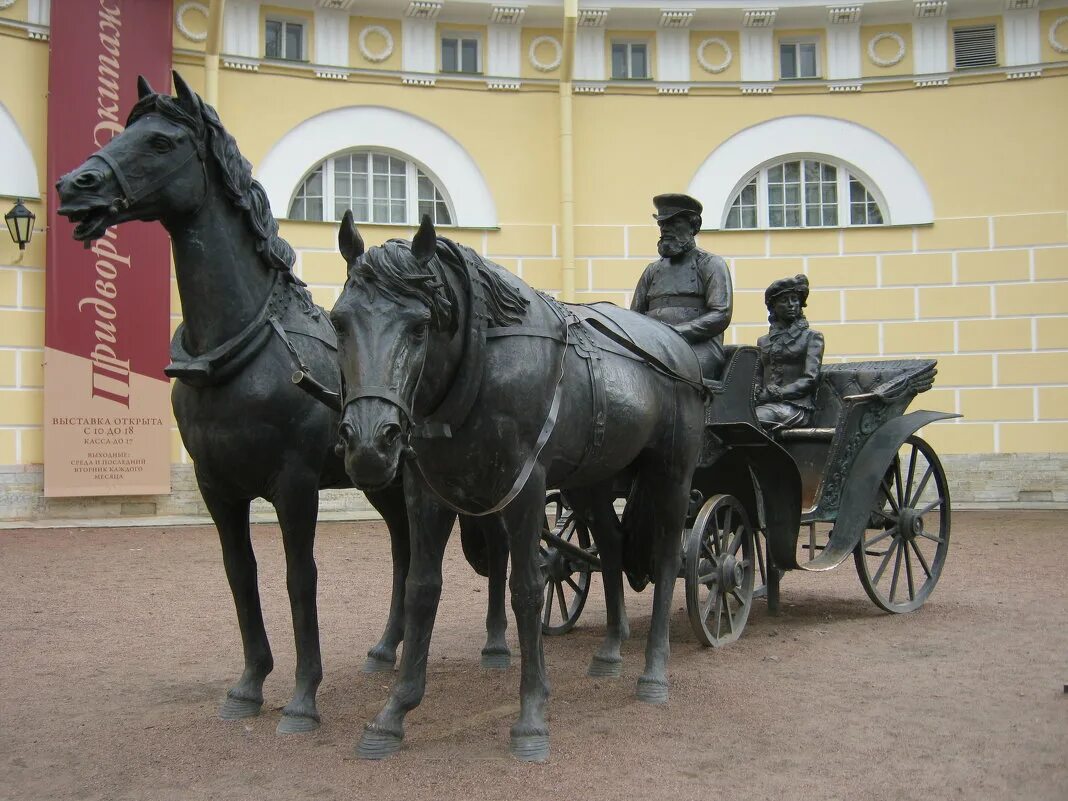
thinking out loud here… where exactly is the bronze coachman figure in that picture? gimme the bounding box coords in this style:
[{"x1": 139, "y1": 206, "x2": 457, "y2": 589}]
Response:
[
  {"x1": 756, "y1": 274, "x2": 825, "y2": 430},
  {"x1": 631, "y1": 194, "x2": 733, "y2": 382}
]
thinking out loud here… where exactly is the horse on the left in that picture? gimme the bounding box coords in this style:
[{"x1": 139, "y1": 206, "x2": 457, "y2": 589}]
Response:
[{"x1": 54, "y1": 72, "x2": 511, "y2": 734}]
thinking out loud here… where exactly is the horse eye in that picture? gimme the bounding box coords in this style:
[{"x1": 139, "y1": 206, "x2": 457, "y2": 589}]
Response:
[{"x1": 150, "y1": 134, "x2": 174, "y2": 152}]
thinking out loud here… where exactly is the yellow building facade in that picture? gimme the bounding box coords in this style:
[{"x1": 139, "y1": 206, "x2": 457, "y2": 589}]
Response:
[{"x1": 0, "y1": 0, "x2": 1066, "y2": 520}]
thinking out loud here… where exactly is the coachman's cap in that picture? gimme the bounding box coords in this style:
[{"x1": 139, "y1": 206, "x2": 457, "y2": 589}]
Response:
[
  {"x1": 764, "y1": 274, "x2": 810, "y2": 308},
  {"x1": 652, "y1": 193, "x2": 703, "y2": 221}
]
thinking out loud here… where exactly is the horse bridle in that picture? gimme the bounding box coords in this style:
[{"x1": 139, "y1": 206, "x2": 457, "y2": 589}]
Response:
[
  {"x1": 340, "y1": 321, "x2": 431, "y2": 436},
  {"x1": 90, "y1": 134, "x2": 209, "y2": 219}
]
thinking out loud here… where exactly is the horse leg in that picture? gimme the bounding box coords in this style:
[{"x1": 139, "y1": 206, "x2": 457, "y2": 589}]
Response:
[
  {"x1": 364, "y1": 485, "x2": 409, "y2": 672},
  {"x1": 273, "y1": 475, "x2": 324, "y2": 734},
  {"x1": 202, "y1": 487, "x2": 273, "y2": 720},
  {"x1": 499, "y1": 475, "x2": 552, "y2": 761},
  {"x1": 358, "y1": 473, "x2": 455, "y2": 760},
  {"x1": 635, "y1": 474, "x2": 689, "y2": 705},
  {"x1": 480, "y1": 522, "x2": 511, "y2": 669},
  {"x1": 570, "y1": 487, "x2": 626, "y2": 678}
]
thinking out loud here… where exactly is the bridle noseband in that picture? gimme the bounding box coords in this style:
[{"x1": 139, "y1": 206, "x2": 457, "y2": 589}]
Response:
[{"x1": 90, "y1": 131, "x2": 209, "y2": 219}]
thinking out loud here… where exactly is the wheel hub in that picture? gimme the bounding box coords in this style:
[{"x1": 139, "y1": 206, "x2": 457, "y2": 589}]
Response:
[
  {"x1": 718, "y1": 554, "x2": 743, "y2": 591},
  {"x1": 544, "y1": 547, "x2": 570, "y2": 581},
  {"x1": 897, "y1": 508, "x2": 923, "y2": 540}
]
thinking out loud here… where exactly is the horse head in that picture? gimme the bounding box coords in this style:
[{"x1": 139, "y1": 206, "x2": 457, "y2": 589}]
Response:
[
  {"x1": 56, "y1": 72, "x2": 209, "y2": 240},
  {"x1": 331, "y1": 212, "x2": 458, "y2": 491}
]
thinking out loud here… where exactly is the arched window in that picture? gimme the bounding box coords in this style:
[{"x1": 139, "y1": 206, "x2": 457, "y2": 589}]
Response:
[
  {"x1": 724, "y1": 158, "x2": 884, "y2": 230},
  {"x1": 288, "y1": 150, "x2": 453, "y2": 226}
]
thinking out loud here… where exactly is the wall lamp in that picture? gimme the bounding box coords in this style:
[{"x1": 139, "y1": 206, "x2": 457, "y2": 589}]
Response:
[{"x1": 5, "y1": 199, "x2": 35, "y2": 250}]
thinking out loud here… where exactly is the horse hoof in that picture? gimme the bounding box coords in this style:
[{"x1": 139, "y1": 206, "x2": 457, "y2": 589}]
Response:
[
  {"x1": 358, "y1": 728, "x2": 403, "y2": 760},
  {"x1": 635, "y1": 677, "x2": 669, "y2": 705},
  {"x1": 218, "y1": 695, "x2": 262, "y2": 720},
  {"x1": 362, "y1": 655, "x2": 395, "y2": 674},
  {"x1": 480, "y1": 650, "x2": 511, "y2": 670},
  {"x1": 588, "y1": 656, "x2": 622, "y2": 678},
  {"x1": 276, "y1": 714, "x2": 320, "y2": 735},
  {"x1": 510, "y1": 733, "x2": 550, "y2": 763}
]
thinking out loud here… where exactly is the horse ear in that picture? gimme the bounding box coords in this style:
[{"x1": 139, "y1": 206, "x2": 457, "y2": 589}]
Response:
[
  {"x1": 137, "y1": 75, "x2": 154, "y2": 99},
  {"x1": 172, "y1": 71, "x2": 199, "y2": 114},
  {"x1": 412, "y1": 214, "x2": 436, "y2": 266},
  {"x1": 338, "y1": 210, "x2": 364, "y2": 265}
]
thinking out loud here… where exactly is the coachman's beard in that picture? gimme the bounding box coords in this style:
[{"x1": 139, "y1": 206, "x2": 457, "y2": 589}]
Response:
[{"x1": 657, "y1": 234, "x2": 696, "y2": 258}]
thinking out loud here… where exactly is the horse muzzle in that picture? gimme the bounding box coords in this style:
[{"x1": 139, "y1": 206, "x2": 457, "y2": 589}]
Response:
[
  {"x1": 56, "y1": 165, "x2": 124, "y2": 242},
  {"x1": 337, "y1": 400, "x2": 409, "y2": 491}
]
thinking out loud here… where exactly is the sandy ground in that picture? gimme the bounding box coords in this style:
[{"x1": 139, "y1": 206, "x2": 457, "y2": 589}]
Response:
[{"x1": 1, "y1": 510, "x2": 1065, "y2": 801}]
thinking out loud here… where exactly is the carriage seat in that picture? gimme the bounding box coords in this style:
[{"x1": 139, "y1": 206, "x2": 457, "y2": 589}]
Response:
[{"x1": 776, "y1": 359, "x2": 937, "y2": 441}]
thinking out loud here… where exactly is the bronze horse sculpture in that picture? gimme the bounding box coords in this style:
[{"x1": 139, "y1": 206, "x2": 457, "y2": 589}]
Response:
[
  {"x1": 332, "y1": 213, "x2": 705, "y2": 761},
  {"x1": 54, "y1": 73, "x2": 511, "y2": 734}
]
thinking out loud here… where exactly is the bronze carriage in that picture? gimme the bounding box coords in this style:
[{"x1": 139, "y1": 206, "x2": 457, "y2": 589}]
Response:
[{"x1": 539, "y1": 345, "x2": 957, "y2": 646}]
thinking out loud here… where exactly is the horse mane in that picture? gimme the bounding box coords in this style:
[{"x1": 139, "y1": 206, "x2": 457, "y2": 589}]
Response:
[
  {"x1": 351, "y1": 237, "x2": 528, "y2": 334},
  {"x1": 127, "y1": 91, "x2": 307, "y2": 294}
]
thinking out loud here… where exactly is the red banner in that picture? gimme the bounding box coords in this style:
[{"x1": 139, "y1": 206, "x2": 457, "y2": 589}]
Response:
[{"x1": 44, "y1": 0, "x2": 173, "y2": 496}]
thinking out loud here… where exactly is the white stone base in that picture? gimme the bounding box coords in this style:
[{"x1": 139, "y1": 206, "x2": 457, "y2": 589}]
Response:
[{"x1": 0, "y1": 454, "x2": 1065, "y2": 526}]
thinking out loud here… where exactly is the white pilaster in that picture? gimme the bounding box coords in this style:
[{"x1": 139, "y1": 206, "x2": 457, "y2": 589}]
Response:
[
  {"x1": 741, "y1": 29, "x2": 774, "y2": 82},
  {"x1": 575, "y1": 27, "x2": 606, "y2": 80},
  {"x1": 656, "y1": 28, "x2": 690, "y2": 83},
  {"x1": 1003, "y1": 8, "x2": 1040, "y2": 66},
  {"x1": 488, "y1": 25, "x2": 521, "y2": 78},
  {"x1": 912, "y1": 18, "x2": 948, "y2": 74},
  {"x1": 826, "y1": 24, "x2": 861, "y2": 79},
  {"x1": 27, "y1": 0, "x2": 49, "y2": 26},
  {"x1": 223, "y1": 0, "x2": 260, "y2": 59},
  {"x1": 402, "y1": 17, "x2": 438, "y2": 74},
  {"x1": 314, "y1": 8, "x2": 349, "y2": 67}
]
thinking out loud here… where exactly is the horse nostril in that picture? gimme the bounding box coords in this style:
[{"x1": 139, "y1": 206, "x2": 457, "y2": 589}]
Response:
[
  {"x1": 339, "y1": 420, "x2": 357, "y2": 443},
  {"x1": 377, "y1": 422, "x2": 402, "y2": 449},
  {"x1": 74, "y1": 171, "x2": 102, "y2": 189}
]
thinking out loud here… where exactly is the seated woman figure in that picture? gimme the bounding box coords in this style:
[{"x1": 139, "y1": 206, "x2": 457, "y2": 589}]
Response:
[{"x1": 756, "y1": 275, "x2": 824, "y2": 430}]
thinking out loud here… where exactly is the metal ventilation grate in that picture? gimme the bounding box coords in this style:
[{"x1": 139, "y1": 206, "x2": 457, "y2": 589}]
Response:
[{"x1": 953, "y1": 25, "x2": 998, "y2": 69}]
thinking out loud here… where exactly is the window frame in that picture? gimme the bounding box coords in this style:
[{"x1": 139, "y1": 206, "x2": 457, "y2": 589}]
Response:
[
  {"x1": 722, "y1": 157, "x2": 886, "y2": 230},
  {"x1": 287, "y1": 150, "x2": 455, "y2": 227},
  {"x1": 610, "y1": 39, "x2": 651, "y2": 80},
  {"x1": 264, "y1": 17, "x2": 306, "y2": 62},
  {"x1": 440, "y1": 31, "x2": 483, "y2": 75},
  {"x1": 778, "y1": 39, "x2": 821, "y2": 80}
]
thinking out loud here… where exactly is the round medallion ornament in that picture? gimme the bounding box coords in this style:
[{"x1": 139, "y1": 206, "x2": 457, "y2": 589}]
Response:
[
  {"x1": 867, "y1": 32, "x2": 906, "y2": 67},
  {"x1": 529, "y1": 35, "x2": 562, "y2": 72},
  {"x1": 175, "y1": 2, "x2": 209, "y2": 43},
  {"x1": 696, "y1": 37, "x2": 732, "y2": 74},
  {"x1": 1050, "y1": 16, "x2": 1068, "y2": 54},
  {"x1": 358, "y1": 25, "x2": 395, "y2": 63}
]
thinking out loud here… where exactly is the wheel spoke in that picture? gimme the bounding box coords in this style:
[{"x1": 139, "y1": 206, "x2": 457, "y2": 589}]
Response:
[
  {"x1": 564, "y1": 574, "x2": 582, "y2": 593},
  {"x1": 721, "y1": 508, "x2": 733, "y2": 551},
  {"x1": 888, "y1": 542, "x2": 904, "y2": 602},
  {"x1": 699, "y1": 569, "x2": 718, "y2": 586},
  {"x1": 727, "y1": 526, "x2": 743, "y2": 557},
  {"x1": 865, "y1": 524, "x2": 898, "y2": 550},
  {"x1": 918, "y1": 531, "x2": 945, "y2": 544},
  {"x1": 724, "y1": 594, "x2": 735, "y2": 634},
  {"x1": 542, "y1": 584, "x2": 553, "y2": 625},
  {"x1": 910, "y1": 465, "x2": 934, "y2": 507},
  {"x1": 893, "y1": 456, "x2": 905, "y2": 510},
  {"x1": 881, "y1": 479, "x2": 900, "y2": 514},
  {"x1": 872, "y1": 537, "x2": 899, "y2": 585},
  {"x1": 701, "y1": 587, "x2": 716, "y2": 620},
  {"x1": 730, "y1": 587, "x2": 746, "y2": 606},
  {"x1": 909, "y1": 538, "x2": 933, "y2": 579},
  {"x1": 712, "y1": 592, "x2": 723, "y2": 640},
  {"x1": 808, "y1": 522, "x2": 816, "y2": 561},
  {"x1": 755, "y1": 535, "x2": 767, "y2": 582},
  {"x1": 555, "y1": 582, "x2": 568, "y2": 620},
  {"x1": 904, "y1": 446, "x2": 918, "y2": 508},
  {"x1": 701, "y1": 540, "x2": 716, "y2": 561},
  {"x1": 904, "y1": 541, "x2": 916, "y2": 601},
  {"x1": 918, "y1": 497, "x2": 944, "y2": 516}
]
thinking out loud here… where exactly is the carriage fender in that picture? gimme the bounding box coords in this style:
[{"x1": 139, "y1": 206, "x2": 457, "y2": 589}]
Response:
[
  {"x1": 799, "y1": 409, "x2": 960, "y2": 572},
  {"x1": 703, "y1": 423, "x2": 804, "y2": 573}
]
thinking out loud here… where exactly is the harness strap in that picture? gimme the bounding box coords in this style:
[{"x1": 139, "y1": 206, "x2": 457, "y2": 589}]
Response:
[
  {"x1": 584, "y1": 317, "x2": 709, "y2": 398},
  {"x1": 345, "y1": 386, "x2": 414, "y2": 423}
]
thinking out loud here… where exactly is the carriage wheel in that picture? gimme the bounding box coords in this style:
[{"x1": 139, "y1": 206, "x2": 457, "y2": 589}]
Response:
[
  {"x1": 854, "y1": 436, "x2": 950, "y2": 614},
  {"x1": 685, "y1": 494, "x2": 755, "y2": 647},
  {"x1": 540, "y1": 493, "x2": 593, "y2": 636}
]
